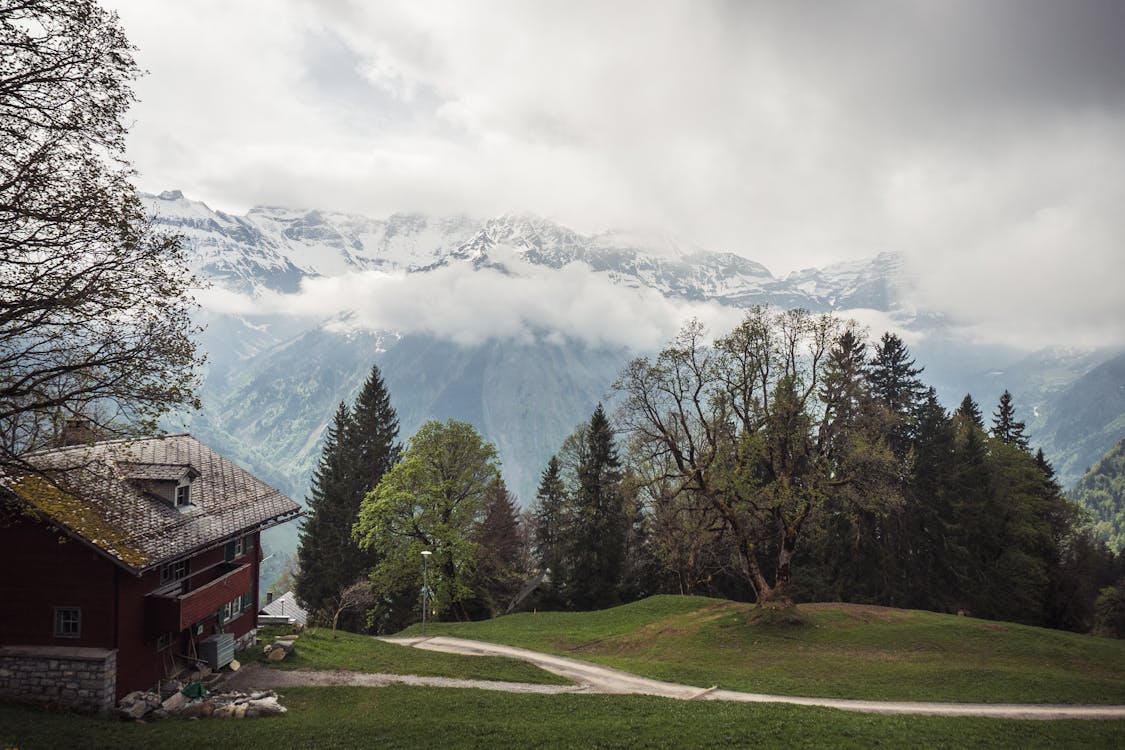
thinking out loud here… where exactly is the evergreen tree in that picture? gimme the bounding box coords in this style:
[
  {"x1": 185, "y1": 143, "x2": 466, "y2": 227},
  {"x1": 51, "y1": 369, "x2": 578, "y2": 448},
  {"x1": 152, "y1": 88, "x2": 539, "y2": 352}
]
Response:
[
  {"x1": 947, "y1": 415, "x2": 994, "y2": 615},
  {"x1": 991, "y1": 390, "x2": 1029, "y2": 450},
  {"x1": 470, "y1": 481, "x2": 527, "y2": 617},
  {"x1": 867, "y1": 332, "x2": 925, "y2": 457},
  {"x1": 530, "y1": 456, "x2": 568, "y2": 608},
  {"x1": 296, "y1": 402, "x2": 354, "y2": 619},
  {"x1": 956, "y1": 394, "x2": 985, "y2": 430},
  {"x1": 900, "y1": 388, "x2": 960, "y2": 610},
  {"x1": 295, "y1": 364, "x2": 400, "y2": 629},
  {"x1": 561, "y1": 405, "x2": 628, "y2": 610},
  {"x1": 347, "y1": 365, "x2": 402, "y2": 492}
]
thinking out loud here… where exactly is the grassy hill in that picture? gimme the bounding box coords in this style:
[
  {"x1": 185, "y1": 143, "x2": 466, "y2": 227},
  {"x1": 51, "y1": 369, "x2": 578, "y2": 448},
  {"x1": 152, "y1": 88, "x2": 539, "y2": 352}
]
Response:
[
  {"x1": 407, "y1": 595, "x2": 1125, "y2": 704},
  {"x1": 4, "y1": 596, "x2": 1125, "y2": 749}
]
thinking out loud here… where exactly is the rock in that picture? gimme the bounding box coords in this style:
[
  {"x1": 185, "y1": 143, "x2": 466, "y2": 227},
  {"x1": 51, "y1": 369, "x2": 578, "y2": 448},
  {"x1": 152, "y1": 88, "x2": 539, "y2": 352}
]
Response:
[
  {"x1": 159, "y1": 679, "x2": 183, "y2": 700},
  {"x1": 245, "y1": 696, "x2": 287, "y2": 718},
  {"x1": 117, "y1": 690, "x2": 161, "y2": 720},
  {"x1": 267, "y1": 646, "x2": 288, "y2": 661},
  {"x1": 161, "y1": 690, "x2": 189, "y2": 712},
  {"x1": 180, "y1": 700, "x2": 215, "y2": 719},
  {"x1": 213, "y1": 703, "x2": 248, "y2": 719}
]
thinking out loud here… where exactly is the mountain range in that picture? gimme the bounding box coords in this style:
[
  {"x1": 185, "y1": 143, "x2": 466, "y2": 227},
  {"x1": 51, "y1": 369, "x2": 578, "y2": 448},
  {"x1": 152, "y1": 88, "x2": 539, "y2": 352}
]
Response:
[{"x1": 144, "y1": 190, "x2": 1125, "y2": 569}]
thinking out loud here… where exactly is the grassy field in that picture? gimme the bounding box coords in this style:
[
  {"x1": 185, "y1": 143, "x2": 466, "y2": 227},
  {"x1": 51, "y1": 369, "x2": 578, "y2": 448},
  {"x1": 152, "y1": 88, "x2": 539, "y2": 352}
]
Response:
[
  {"x1": 239, "y1": 626, "x2": 568, "y2": 684},
  {"x1": 3, "y1": 686, "x2": 1125, "y2": 750},
  {"x1": 401, "y1": 595, "x2": 1125, "y2": 704},
  {"x1": 3, "y1": 598, "x2": 1124, "y2": 748}
]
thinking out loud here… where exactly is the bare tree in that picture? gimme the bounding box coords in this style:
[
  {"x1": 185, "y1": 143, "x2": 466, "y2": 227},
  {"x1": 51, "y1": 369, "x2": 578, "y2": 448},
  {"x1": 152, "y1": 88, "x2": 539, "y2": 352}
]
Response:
[
  {"x1": 325, "y1": 579, "x2": 375, "y2": 637},
  {"x1": 0, "y1": 0, "x2": 203, "y2": 472},
  {"x1": 615, "y1": 308, "x2": 899, "y2": 605}
]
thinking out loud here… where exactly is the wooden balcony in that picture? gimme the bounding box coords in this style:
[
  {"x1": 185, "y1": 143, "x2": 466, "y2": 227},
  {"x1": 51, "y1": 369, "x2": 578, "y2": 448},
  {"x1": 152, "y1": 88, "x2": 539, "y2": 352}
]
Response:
[{"x1": 145, "y1": 561, "x2": 252, "y2": 635}]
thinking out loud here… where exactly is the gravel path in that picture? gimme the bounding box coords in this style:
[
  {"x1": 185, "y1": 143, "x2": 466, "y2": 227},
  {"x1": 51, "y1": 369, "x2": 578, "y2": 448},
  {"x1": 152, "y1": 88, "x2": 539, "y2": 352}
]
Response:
[
  {"x1": 222, "y1": 636, "x2": 1125, "y2": 720},
  {"x1": 383, "y1": 636, "x2": 1125, "y2": 721},
  {"x1": 223, "y1": 662, "x2": 587, "y2": 695}
]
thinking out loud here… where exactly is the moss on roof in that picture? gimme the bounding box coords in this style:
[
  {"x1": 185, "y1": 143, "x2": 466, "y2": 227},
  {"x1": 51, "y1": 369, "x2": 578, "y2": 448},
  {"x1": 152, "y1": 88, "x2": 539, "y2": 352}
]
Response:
[{"x1": 11, "y1": 474, "x2": 149, "y2": 568}]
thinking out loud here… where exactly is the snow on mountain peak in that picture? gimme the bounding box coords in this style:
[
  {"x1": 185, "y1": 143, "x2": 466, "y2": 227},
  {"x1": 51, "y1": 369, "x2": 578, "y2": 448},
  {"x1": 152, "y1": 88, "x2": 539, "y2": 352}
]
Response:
[{"x1": 142, "y1": 191, "x2": 909, "y2": 315}]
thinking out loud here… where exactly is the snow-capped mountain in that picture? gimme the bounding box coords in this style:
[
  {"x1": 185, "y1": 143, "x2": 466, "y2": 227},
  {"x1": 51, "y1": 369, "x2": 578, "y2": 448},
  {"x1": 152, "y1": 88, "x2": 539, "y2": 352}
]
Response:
[{"x1": 145, "y1": 190, "x2": 914, "y2": 315}]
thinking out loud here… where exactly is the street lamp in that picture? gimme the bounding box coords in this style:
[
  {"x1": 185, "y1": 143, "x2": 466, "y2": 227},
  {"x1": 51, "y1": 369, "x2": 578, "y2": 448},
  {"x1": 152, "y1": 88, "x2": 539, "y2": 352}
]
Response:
[{"x1": 420, "y1": 550, "x2": 432, "y2": 636}]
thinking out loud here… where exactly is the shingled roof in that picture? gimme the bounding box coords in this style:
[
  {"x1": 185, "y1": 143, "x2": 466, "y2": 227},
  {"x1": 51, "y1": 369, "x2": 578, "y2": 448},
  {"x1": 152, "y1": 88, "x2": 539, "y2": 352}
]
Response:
[{"x1": 3, "y1": 434, "x2": 302, "y2": 574}]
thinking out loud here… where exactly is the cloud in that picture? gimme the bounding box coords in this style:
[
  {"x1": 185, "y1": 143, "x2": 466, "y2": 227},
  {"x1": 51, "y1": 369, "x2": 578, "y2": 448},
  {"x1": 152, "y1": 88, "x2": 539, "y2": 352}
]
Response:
[
  {"x1": 109, "y1": 0, "x2": 1125, "y2": 351},
  {"x1": 197, "y1": 257, "x2": 746, "y2": 352}
]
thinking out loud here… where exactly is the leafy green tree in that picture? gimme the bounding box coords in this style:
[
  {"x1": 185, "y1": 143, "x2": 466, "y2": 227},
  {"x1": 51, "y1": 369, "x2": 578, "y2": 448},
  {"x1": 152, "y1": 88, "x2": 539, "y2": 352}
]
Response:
[
  {"x1": 1094, "y1": 580, "x2": 1125, "y2": 638},
  {"x1": 354, "y1": 420, "x2": 501, "y2": 624},
  {"x1": 0, "y1": 0, "x2": 202, "y2": 471},
  {"x1": 991, "y1": 390, "x2": 1029, "y2": 450},
  {"x1": 615, "y1": 310, "x2": 900, "y2": 605}
]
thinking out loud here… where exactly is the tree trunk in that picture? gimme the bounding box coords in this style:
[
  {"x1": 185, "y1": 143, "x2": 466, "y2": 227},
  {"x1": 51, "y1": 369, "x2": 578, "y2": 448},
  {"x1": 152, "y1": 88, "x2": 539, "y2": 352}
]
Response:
[{"x1": 764, "y1": 528, "x2": 798, "y2": 608}]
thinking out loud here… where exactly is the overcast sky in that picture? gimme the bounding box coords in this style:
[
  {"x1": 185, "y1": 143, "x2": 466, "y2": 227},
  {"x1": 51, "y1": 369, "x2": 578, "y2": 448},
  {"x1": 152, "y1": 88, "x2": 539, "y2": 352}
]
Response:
[{"x1": 106, "y1": 0, "x2": 1124, "y2": 350}]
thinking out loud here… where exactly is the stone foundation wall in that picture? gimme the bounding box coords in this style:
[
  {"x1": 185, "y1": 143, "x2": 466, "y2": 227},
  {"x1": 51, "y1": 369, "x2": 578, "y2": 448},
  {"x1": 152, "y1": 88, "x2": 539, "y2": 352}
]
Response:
[
  {"x1": 234, "y1": 628, "x2": 257, "y2": 651},
  {"x1": 0, "y1": 645, "x2": 116, "y2": 713}
]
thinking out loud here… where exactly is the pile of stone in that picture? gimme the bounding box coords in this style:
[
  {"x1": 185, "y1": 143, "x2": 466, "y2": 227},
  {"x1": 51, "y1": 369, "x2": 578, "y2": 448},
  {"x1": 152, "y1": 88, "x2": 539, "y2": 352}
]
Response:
[
  {"x1": 263, "y1": 635, "x2": 298, "y2": 661},
  {"x1": 117, "y1": 687, "x2": 286, "y2": 721}
]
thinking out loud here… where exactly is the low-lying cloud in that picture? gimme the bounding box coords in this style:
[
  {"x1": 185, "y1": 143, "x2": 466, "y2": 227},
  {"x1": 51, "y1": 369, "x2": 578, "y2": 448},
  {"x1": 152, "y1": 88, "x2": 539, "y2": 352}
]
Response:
[
  {"x1": 198, "y1": 255, "x2": 931, "y2": 354},
  {"x1": 198, "y1": 261, "x2": 747, "y2": 352}
]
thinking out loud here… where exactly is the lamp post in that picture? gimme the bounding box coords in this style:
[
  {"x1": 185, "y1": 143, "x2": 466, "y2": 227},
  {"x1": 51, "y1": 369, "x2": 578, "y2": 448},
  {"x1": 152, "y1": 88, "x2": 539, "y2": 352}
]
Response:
[{"x1": 420, "y1": 550, "x2": 432, "y2": 636}]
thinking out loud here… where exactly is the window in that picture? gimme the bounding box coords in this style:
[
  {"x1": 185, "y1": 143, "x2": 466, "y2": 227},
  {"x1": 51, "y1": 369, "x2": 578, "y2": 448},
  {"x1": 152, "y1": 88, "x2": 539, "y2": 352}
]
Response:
[
  {"x1": 221, "y1": 591, "x2": 254, "y2": 623},
  {"x1": 156, "y1": 632, "x2": 175, "y2": 651},
  {"x1": 54, "y1": 607, "x2": 81, "y2": 638},
  {"x1": 224, "y1": 536, "x2": 246, "y2": 561},
  {"x1": 175, "y1": 481, "x2": 191, "y2": 507},
  {"x1": 159, "y1": 559, "x2": 189, "y2": 586}
]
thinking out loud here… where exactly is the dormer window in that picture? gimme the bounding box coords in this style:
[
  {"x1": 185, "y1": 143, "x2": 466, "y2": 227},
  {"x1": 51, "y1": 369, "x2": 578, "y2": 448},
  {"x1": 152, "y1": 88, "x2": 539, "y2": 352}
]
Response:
[{"x1": 121, "y1": 462, "x2": 200, "y2": 508}]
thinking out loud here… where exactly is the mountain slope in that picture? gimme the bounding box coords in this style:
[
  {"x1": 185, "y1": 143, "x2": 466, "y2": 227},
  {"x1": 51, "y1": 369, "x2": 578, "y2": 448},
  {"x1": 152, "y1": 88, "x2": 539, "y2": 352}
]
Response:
[
  {"x1": 1038, "y1": 352, "x2": 1125, "y2": 489},
  {"x1": 1071, "y1": 437, "x2": 1125, "y2": 553}
]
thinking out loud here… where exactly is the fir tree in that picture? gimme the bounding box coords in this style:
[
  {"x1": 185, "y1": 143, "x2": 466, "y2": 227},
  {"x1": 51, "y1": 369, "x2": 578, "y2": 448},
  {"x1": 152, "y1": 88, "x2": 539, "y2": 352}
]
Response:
[
  {"x1": 991, "y1": 390, "x2": 1029, "y2": 450},
  {"x1": 867, "y1": 332, "x2": 925, "y2": 457},
  {"x1": 471, "y1": 481, "x2": 527, "y2": 617},
  {"x1": 295, "y1": 364, "x2": 400, "y2": 628},
  {"x1": 956, "y1": 394, "x2": 985, "y2": 430},
  {"x1": 296, "y1": 402, "x2": 354, "y2": 619},
  {"x1": 562, "y1": 405, "x2": 627, "y2": 610},
  {"x1": 530, "y1": 455, "x2": 568, "y2": 607},
  {"x1": 347, "y1": 365, "x2": 402, "y2": 491},
  {"x1": 901, "y1": 388, "x2": 960, "y2": 609}
]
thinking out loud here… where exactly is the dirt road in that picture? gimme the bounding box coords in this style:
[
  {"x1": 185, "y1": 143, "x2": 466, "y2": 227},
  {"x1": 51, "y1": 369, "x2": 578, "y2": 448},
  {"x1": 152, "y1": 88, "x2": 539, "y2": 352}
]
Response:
[
  {"x1": 382, "y1": 636, "x2": 1125, "y2": 720},
  {"x1": 222, "y1": 636, "x2": 1125, "y2": 720}
]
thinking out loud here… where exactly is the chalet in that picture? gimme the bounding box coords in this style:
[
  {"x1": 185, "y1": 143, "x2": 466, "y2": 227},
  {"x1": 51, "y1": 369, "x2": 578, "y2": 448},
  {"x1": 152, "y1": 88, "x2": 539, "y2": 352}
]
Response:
[{"x1": 0, "y1": 434, "x2": 301, "y2": 711}]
